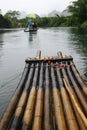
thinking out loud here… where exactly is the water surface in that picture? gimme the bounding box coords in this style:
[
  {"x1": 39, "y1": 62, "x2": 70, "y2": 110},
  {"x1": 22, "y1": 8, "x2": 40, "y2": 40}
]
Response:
[{"x1": 0, "y1": 27, "x2": 87, "y2": 116}]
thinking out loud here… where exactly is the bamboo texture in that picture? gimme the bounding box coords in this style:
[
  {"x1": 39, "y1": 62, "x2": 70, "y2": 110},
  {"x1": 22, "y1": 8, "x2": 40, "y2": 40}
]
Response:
[{"x1": 0, "y1": 51, "x2": 87, "y2": 130}]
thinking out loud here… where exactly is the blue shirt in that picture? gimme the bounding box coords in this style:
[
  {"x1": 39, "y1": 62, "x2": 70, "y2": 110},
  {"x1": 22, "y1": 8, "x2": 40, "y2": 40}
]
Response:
[{"x1": 28, "y1": 19, "x2": 33, "y2": 28}]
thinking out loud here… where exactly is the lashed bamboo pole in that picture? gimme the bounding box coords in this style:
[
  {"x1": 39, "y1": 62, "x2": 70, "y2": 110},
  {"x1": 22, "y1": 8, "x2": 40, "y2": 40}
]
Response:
[
  {"x1": 48, "y1": 63, "x2": 56, "y2": 130},
  {"x1": 57, "y1": 52, "x2": 79, "y2": 130},
  {"x1": 70, "y1": 60, "x2": 87, "y2": 97},
  {"x1": 10, "y1": 63, "x2": 35, "y2": 130},
  {"x1": 64, "y1": 79, "x2": 87, "y2": 128},
  {"x1": 56, "y1": 68, "x2": 79, "y2": 130},
  {"x1": 63, "y1": 78, "x2": 87, "y2": 130},
  {"x1": 66, "y1": 66, "x2": 87, "y2": 115},
  {"x1": 22, "y1": 63, "x2": 39, "y2": 130},
  {"x1": 44, "y1": 63, "x2": 52, "y2": 130},
  {"x1": 36, "y1": 50, "x2": 41, "y2": 60},
  {"x1": 32, "y1": 63, "x2": 43, "y2": 130},
  {"x1": 51, "y1": 65, "x2": 67, "y2": 130},
  {"x1": 58, "y1": 54, "x2": 86, "y2": 129},
  {"x1": 60, "y1": 58, "x2": 86, "y2": 129},
  {"x1": 1, "y1": 51, "x2": 87, "y2": 130},
  {"x1": 0, "y1": 63, "x2": 30, "y2": 130},
  {"x1": 57, "y1": 52, "x2": 87, "y2": 114},
  {"x1": 57, "y1": 51, "x2": 63, "y2": 58},
  {"x1": 58, "y1": 52, "x2": 87, "y2": 123}
]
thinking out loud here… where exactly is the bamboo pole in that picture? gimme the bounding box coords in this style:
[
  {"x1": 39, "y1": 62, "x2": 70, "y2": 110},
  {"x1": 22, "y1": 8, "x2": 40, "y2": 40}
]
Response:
[
  {"x1": 56, "y1": 68, "x2": 79, "y2": 130},
  {"x1": 57, "y1": 52, "x2": 87, "y2": 114},
  {"x1": 22, "y1": 87, "x2": 37, "y2": 130},
  {"x1": 60, "y1": 57, "x2": 86, "y2": 129},
  {"x1": 57, "y1": 51, "x2": 63, "y2": 58},
  {"x1": 51, "y1": 65, "x2": 67, "y2": 130},
  {"x1": 66, "y1": 66, "x2": 87, "y2": 115},
  {"x1": 10, "y1": 63, "x2": 35, "y2": 130},
  {"x1": 56, "y1": 52, "x2": 79, "y2": 130},
  {"x1": 32, "y1": 89, "x2": 43, "y2": 130},
  {"x1": 36, "y1": 50, "x2": 41, "y2": 60},
  {"x1": 63, "y1": 78, "x2": 87, "y2": 130},
  {"x1": 32, "y1": 63, "x2": 43, "y2": 130},
  {"x1": 22, "y1": 63, "x2": 39, "y2": 130},
  {"x1": 48, "y1": 63, "x2": 56, "y2": 130},
  {"x1": 44, "y1": 63, "x2": 52, "y2": 130},
  {"x1": 0, "y1": 63, "x2": 30, "y2": 130},
  {"x1": 70, "y1": 60, "x2": 87, "y2": 97},
  {"x1": 64, "y1": 79, "x2": 87, "y2": 128}
]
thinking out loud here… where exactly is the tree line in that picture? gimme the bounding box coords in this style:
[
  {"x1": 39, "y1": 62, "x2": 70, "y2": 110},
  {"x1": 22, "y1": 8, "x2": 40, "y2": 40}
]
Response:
[{"x1": 0, "y1": 0, "x2": 87, "y2": 28}]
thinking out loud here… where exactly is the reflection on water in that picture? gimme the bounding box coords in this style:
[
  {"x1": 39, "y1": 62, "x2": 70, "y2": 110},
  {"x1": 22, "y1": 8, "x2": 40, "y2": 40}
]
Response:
[
  {"x1": 0, "y1": 34, "x2": 3, "y2": 45},
  {"x1": 70, "y1": 28, "x2": 87, "y2": 56},
  {"x1": 28, "y1": 31, "x2": 37, "y2": 42},
  {"x1": 0, "y1": 27, "x2": 87, "y2": 116},
  {"x1": 0, "y1": 33, "x2": 4, "y2": 60},
  {"x1": 29, "y1": 32, "x2": 33, "y2": 41},
  {"x1": 68, "y1": 28, "x2": 87, "y2": 80}
]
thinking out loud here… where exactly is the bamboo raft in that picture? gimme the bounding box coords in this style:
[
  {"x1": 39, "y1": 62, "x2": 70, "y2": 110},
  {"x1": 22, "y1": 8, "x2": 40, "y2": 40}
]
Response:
[{"x1": 0, "y1": 51, "x2": 87, "y2": 130}]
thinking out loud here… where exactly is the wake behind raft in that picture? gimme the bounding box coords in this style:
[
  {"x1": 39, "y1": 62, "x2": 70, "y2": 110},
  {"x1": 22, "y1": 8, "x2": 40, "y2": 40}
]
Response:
[{"x1": 0, "y1": 51, "x2": 87, "y2": 130}]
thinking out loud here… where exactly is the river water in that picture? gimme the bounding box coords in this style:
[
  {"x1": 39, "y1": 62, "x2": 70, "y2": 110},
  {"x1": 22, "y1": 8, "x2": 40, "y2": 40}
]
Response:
[{"x1": 0, "y1": 27, "x2": 87, "y2": 116}]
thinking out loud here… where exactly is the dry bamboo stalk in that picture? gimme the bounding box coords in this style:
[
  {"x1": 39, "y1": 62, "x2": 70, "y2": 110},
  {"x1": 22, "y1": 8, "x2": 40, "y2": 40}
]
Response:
[
  {"x1": 22, "y1": 87, "x2": 37, "y2": 130},
  {"x1": 44, "y1": 87, "x2": 50, "y2": 130},
  {"x1": 0, "y1": 118, "x2": 1, "y2": 124},
  {"x1": 72, "y1": 103, "x2": 87, "y2": 130},
  {"x1": 10, "y1": 64, "x2": 34, "y2": 130},
  {"x1": 60, "y1": 86, "x2": 79, "y2": 130},
  {"x1": 66, "y1": 66, "x2": 87, "y2": 115},
  {"x1": 64, "y1": 79, "x2": 87, "y2": 128},
  {"x1": 22, "y1": 63, "x2": 39, "y2": 130},
  {"x1": 57, "y1": 52, "x2": 63, "y2": 58},
  {"x1": 53, "y1": 87, "x2": 67, "y2": 130},
  {"x1": 70, "y1": 61, "x2": 87, "y2": 97},
  {"x1": 51, "y1": 66, "x2": 67, "y2": 130},
  {"x1": 63, "y1": 78, "x2": 86, "y2": 130},
  {"x1": 36, "y1": 50, "x2": 41, "y2": 60},
  {"x1": 56, "y1": 67, "x2": 79, "y2": 130},
  {"x1": 22, "y1": 64, "x2": 39, "y2": 130},
  {"x1": 0, "y1": 63, "x2": 29, "y2": 130},
  {"x1": 32, "y1": 88, "x2": 43, "y2": 130},
  {"x1": 59, "y1": 53, "x2": 87, "y2": 115},
  {"x1": 32, "y1": 63, "x2": 43, "y2": 130},
  {"x1": 44, "y1": 64, "x2": 53, "y2": 130}
]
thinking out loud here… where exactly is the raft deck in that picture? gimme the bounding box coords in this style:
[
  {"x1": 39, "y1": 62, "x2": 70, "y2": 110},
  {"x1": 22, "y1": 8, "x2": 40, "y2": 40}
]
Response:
[{"x1": 0, "y1": 51, "x2": 87, "y2": 130}]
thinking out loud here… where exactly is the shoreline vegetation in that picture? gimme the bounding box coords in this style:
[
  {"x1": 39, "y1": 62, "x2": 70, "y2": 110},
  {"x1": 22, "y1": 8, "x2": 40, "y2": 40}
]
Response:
[{"x1": 0, "y1": 0, "x2": 87, "y2": 29}]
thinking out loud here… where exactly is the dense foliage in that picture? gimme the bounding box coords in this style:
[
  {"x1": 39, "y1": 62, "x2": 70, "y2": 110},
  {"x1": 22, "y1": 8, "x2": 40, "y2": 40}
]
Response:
[
  {"x1": 68, "y1": 0, "x2": 87, "y2": 27},
  {"x1": 36, "y1": 16, "x2": 78, "y2": 27},
  {"x1": 0, "y1": 0, "x2": 87, "y2": 28},
  {"x1": 0, "y1": 14, "x2": 11, "y2": 28}
]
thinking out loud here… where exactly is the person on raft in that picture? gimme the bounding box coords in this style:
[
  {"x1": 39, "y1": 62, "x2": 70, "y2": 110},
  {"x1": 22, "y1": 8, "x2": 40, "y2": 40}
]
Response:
[
  {"x1": 28, "y1": 18, "x2": 33, "y2": 30},
  {"x1": 32, "y1": 22, "x2": 38, "y2": 30}
]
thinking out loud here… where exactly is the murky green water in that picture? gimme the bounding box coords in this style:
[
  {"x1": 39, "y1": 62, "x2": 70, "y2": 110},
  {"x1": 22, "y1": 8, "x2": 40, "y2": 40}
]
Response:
[{"x1": 0, "y1": 27, "x2": 87, "y2": 116}]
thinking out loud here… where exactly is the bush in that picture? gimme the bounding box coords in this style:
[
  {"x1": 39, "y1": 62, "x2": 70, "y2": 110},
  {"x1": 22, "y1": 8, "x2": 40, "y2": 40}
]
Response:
[{"x1": 81, "y1": 21, "x2": 87, "y2": 28}]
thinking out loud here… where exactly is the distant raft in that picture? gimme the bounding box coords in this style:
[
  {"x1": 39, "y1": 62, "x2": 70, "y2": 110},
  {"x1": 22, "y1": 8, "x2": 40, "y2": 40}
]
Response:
[
  {"x1": 0, "y1": 51, "x2": 87, "y2": 130},
  {"x1": 24, "y1": 27, "x2": 37, "y2": 32}
]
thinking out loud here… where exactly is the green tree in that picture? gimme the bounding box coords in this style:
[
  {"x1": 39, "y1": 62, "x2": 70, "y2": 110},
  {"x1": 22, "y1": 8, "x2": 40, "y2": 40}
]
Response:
[
  {"x1": 4, "y1": 10, "x2": 20, "y2": 27},
  {"x1": 0, "y1": 14, "x2": 11, "y2": 28},
  {"x1": 68, "y1": 0, "x2": 87, "y2": 24},
  {"x1": 4, "y1": 10, "x2": 20, "y2": 19}
]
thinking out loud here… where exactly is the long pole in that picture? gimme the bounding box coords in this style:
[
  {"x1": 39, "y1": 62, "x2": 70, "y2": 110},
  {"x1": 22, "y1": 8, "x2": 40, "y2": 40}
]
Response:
[
  {"x1": 64, "y1": 78, "x2": 87, "y2": 129},
  {"x1": 57, "y1": 52, "x2": 79, "y2": 130},
  {"x1": 44, "y1": 63, "x2": 53, "y2": 130},
  {"x1": 51, "y1": 65, "x2": 67, "y2": 130},
  {"x1": 22, "y1": 63, "x2": 39, "y2": 130},
  {"x1": 32, "y1": 63, "x2": 43, "y2": 130},
  {"x1": 10, "y1": 63, "x2": 35, "y2": 130},
  {"x1": 0, "y1": 63, "x2": 30, "y2": 130}
]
